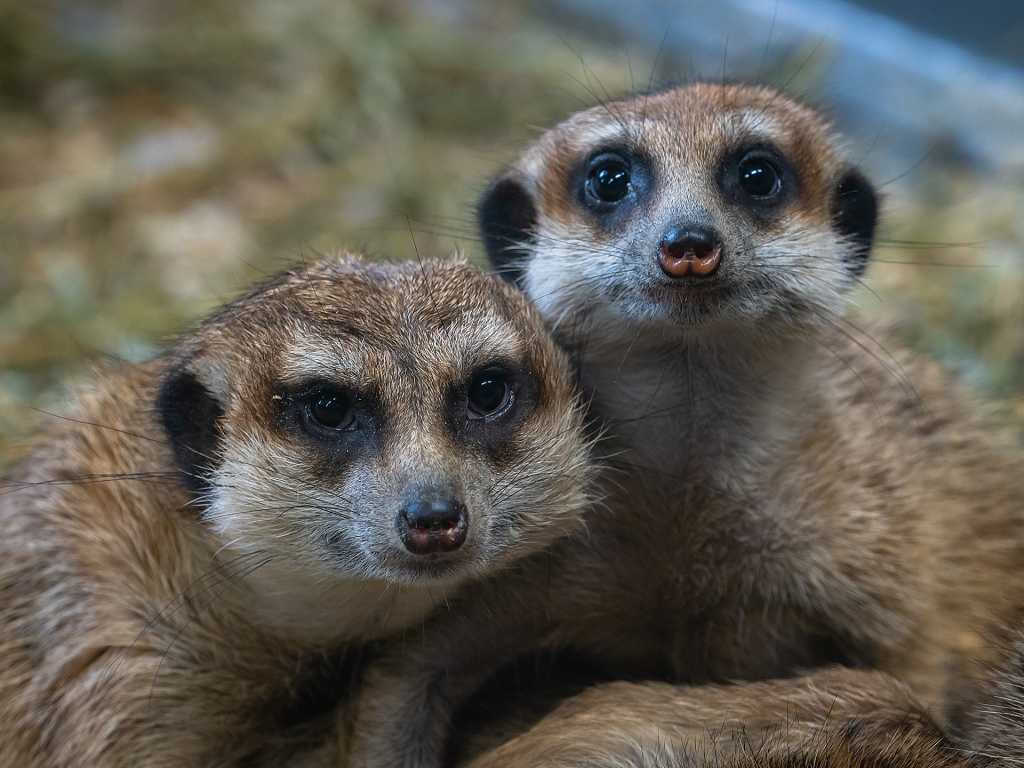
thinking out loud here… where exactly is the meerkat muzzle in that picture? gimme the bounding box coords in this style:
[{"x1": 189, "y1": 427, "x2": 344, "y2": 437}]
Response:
[{"x1": 658, "y1": 226, "x2": 722, "y2": 278}]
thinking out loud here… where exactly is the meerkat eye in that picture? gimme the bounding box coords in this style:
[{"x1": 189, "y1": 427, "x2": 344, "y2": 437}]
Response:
[
  {"x1": 467, "y1": 368, "x2": 515, "y2": 420},
  {"x1": 304, "y1": 389, "x2": 356, "y2": 432},
  {"x1": 737, "y1": 152, "x2": 782, "y2": 199},
  {"x1": 585, "y1": 153, "x2": 632, "y2": 205}
]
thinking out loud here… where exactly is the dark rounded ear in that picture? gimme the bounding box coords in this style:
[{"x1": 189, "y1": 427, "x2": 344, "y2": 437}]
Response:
[
  {"x1": 156, "y1": 363, "x2": 225, "y2": 498},
  {"x1": 831, "y1": 168, "x2": 878, "y2": 277},
  {"x1": 478, "y1": 174, "x2": 538, "y2": 286}
]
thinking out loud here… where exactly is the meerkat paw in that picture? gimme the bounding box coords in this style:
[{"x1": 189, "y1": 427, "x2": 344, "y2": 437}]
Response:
[{"x1": 346, "y1": 662, "x2": 452, "y2": 768}]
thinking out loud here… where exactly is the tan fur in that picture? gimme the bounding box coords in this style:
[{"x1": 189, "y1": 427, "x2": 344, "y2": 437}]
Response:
[
  {"x1": 347, "y1": 84, "x2": 1024, "y2": 767},
  {"x1": 0, "y1": 254, "x2": 593, "y2": 767},
  {"x1": 459, "y1": 669, "x2": 968, "y2": 768},
  {"x1": 955, "y1": 629, "x2": 1024, "y2": 766}
]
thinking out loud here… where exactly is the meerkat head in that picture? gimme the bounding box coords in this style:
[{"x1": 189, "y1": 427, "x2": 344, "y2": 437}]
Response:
[
  {"x1": 480, "y1": 83, "x2": 878, "y2": 343},
  {"x1": 155, "y1": 255, "x2": 591, "y2": 594}
]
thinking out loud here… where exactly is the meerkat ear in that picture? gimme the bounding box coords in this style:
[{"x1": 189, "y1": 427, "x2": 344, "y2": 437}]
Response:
[
  {"x1": 831, "y1": 168, "x2": 878, "y2": 277},
  {"x1": 156, "y1": 356, "x2": 227, "y2": 498},
  {"x1": 478, "y1": 173, "x2": 538, "y2": 286}
]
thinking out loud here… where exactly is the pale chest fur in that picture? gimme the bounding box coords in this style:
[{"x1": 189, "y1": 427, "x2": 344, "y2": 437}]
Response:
[
  {"x1": 576, "y1": 330, "x2": 816, "y2": 494},
  {"x1": 235, "y1": 562, "x2": 451, "y2": 646}
]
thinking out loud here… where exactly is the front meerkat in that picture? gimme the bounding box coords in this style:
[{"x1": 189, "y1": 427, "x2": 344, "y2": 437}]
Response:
[
  {"x1": 0, "y1": 255, "x2": 592, "y2": 767},
  {"x1": 348, "y1": 84, "x2": 1024, "y2": 767}
]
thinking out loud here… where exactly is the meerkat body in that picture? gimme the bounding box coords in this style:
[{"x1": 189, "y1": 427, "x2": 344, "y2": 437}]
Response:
[
  {"x1": 348, "y1": 84, "x2": 1024, "y2": 767},
  {"x1": 0, "y1": 255, "x2": 592, "y2": 767}
]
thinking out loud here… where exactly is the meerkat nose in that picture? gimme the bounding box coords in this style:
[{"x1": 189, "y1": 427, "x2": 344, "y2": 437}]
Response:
[
  {"x1": 658, "y1": 226, "x2": 722, "y2": 278},
  {"x1": 397, "y1": 497, "x2": 469, "y2": 555}
]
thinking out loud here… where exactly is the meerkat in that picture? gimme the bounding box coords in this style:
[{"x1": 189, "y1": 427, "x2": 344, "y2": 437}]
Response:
[
  {"x1": 347, "y1": 82, "x2": 1024, "y2": 767},
  {"x1": 0, "y1": 254, "x2": 593, "y2": 767}
]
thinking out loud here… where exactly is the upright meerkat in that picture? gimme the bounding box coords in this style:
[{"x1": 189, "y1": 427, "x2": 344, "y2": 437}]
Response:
[
  {"x1": 348, "y1": 83, "x2": 1024, "y2": 767},
  {"x1": 0, "y1": 255, "x2": 593, "y2": 767}
]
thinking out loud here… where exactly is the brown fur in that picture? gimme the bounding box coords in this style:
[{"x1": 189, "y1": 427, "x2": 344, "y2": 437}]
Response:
[
  {"x1": 458, "y1": 669, "x2": 969, "y2": 768},
  {"x1": 0, "y1": 254, "x2": 593, "y2": 767},
  {"x1": 347, "y1": 84, "x2": 1024, "y2": 767},
  {"x1": 955, "y1": 628, "x2": 1024, "y2": 766}
]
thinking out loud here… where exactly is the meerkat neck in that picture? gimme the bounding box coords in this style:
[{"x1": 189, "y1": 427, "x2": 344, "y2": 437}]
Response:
[
  {"x1": 579, "y1": 327, "x2": 823, "y2": 493},
  {"x1": 230, "y1": 568, "x2": 450, "y2": 646}
]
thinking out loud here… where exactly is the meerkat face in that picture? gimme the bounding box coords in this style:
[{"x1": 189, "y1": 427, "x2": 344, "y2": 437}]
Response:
[
  {"x1": 156, "y1": 256, "x2": 590, "y2": 592},
  {"x1": 480, "y1": 83, "x2": 878, "y2": 341}
]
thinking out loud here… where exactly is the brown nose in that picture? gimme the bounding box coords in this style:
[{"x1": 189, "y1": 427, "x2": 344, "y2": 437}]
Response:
[
  {"x1": 658, "y1": 226, "x2": 722, "y2": 278},
  {"x1": 397, "y1": 497, "x2": 468, "y2": 555}
]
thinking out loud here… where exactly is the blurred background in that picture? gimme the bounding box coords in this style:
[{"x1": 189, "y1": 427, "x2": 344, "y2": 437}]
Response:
[{"x1": 1, "y1": 0, "x2": 1023, "y2": 465}]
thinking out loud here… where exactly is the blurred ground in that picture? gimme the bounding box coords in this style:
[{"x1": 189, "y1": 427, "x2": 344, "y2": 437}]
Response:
[{"x1": 1, "y1": 0, "x2": 1023, "y2": 465}]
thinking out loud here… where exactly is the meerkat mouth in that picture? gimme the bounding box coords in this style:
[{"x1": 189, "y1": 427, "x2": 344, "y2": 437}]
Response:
[
  {"x1": 382, "y1": 556, "x2": 476, "y2": 586},
  {"x1": 647, "y1": 279, "x2": 734, "y2": 301},
  {"x1": 635, "y1": 279, "x2": 740, "y2": 324}
]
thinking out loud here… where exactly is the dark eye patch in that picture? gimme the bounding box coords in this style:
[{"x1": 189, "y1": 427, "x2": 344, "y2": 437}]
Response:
[
  {"x1": 737, "y1": 153, "x2": 782, "y2": 198},
  {"x1": 718, "y1": 142, "x2": 798, "y2": 215},
  {"x1": 467, "y1": 368, "x2": 516, "y2": 420},
  {"x1": 305, "y1": 388, "x2": 357, "y2": 433},
  {"x1": 585, "y1": 153, "x2": 632, "y2": 205},
  {"x1": 273, "y1": 379, "x2": 380, "y2": 455},
  {"x1": 446, "y1": 361, "x2": 539, "y2": 466},
  {"x1": 572, "y1": 145, "x2": 653, "y2": 230}
]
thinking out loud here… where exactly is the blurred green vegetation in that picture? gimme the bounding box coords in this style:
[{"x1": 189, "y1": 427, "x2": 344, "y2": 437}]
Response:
[{"x1": 1, "y1": 0, "x2": 1023, "y2": 465}]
